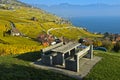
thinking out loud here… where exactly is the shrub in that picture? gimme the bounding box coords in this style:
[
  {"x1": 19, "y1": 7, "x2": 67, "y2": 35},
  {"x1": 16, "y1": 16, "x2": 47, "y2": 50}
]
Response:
[
  {"x1": 114, "y1": 41, "x2": 120, "y2": 52},
  {"x1": 93, "y1": 40, "x2": 102, "y2": 47},
  {"x1": 0, "y1": 44, "x2": 43, "y2": 56},
  {"x1": 102, "y1": 40, "x2": 114, "y2": 51}
]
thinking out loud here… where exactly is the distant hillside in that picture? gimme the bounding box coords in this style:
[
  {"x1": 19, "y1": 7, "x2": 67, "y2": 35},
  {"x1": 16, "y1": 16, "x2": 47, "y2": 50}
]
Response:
[
  {"x1": 0, "y1": 0, "x2": 101, "y2": 55},
  {"x1": 0, "y1": 0, "x2": 101, "y2": 38},
  {"x1": 0, "y1": 0, "x2": 29, "y2": 6},
  {"x1": 31, "y1": 3, "x2": 120, "y2": 17}
]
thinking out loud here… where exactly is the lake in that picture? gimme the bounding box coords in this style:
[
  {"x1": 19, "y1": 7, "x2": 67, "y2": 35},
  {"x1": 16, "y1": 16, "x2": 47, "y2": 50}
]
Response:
[{"x1": 69, "y1": 16, "x2": 120, "y2": 33}]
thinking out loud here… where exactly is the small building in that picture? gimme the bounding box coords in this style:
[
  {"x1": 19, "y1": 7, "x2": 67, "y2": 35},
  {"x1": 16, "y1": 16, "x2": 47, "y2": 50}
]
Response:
[
  {"x1": 37, "y1": 34, "x2": 61, "y2": 46},
  {"x1": 3, "y1": 22, "x2": 22, "y2": 37},
  {"x1": 10, "y1": 21, "x2": 22, "y2": 36},
  {"x1": 11, "y1": 27, "x2": 21, "y2": 36},
  {"x1": 31, "y1": 17, "x2": 38, "y2": 21},
  {"x1": 116, "y1": 36, "x2": 120, "y2": 42}
]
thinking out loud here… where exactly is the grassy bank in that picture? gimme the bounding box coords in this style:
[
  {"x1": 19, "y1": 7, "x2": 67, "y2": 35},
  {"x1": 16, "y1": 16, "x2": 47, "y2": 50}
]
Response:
[
  {"x1": 0, "y1": 52, "x2": 76, "y2": 80},
  {"x1": 84, "y1": 51, "x2": 120, "y2": 80},
  {"x1": 0, "y1": 50, "x2": 120, "y2": 80},
  {"x1": 0, "y1": 4, "x2": 101, "y2": 55}
]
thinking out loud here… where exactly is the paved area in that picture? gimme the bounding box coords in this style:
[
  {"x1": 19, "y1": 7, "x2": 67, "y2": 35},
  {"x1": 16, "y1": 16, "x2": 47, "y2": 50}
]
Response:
[{"x1": 30, "y1": 56, "x2": 102, "y2": 80}]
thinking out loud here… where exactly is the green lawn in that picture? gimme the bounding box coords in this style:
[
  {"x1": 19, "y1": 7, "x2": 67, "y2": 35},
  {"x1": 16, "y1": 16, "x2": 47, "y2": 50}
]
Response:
[
  {"x1": 0, "y1": 50, "x2": 120, "y2": 80},
  {"x1": 84, "y1": 51, "x2": 120, "y2": 80},
  {"x1": 0, "y1": 52, "x2": 76, "y2": 80}
]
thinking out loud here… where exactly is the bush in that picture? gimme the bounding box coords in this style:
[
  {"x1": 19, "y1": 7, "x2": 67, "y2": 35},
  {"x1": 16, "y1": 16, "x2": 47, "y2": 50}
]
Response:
[
  {"x1": 114, "y1": 41, "x2": 120, "y2": 52},
  {"x1": 0, "y1": 44, "x2": 43, "y2": 56},
  {"x1": 93, "y1": 40, "x2": 102, "y2": 47},
  {"x1": 102, "y1": 40, "x2": 114, "y2": 51}
]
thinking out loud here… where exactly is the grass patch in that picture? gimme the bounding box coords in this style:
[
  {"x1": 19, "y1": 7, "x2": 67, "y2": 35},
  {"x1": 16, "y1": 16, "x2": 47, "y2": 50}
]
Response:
[
  {"x1": 84, "y1": 51, "x2": 120, "y2": 80},
  {"x1": 0, "y1": 50, "x2": 120, "y2": 80},
  {"x1": 0, "y1": 53, "x2": 76, "y2": 80}
]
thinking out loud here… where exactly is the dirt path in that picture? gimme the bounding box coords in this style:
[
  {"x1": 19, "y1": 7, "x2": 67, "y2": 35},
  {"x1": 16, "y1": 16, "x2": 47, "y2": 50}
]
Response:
[{"x1": 47, "y1": 26, "x2": 83, "y2": 35}]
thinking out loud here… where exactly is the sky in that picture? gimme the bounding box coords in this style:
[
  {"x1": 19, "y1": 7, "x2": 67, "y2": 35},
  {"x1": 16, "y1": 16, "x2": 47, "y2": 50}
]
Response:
[{"x1": 20, "y1": 0, "x2": 120, "y2": 5}]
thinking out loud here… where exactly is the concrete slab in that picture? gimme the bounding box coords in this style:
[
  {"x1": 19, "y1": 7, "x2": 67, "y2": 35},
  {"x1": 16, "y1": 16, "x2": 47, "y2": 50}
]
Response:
[{"x1": 30, "y1": 56, "x2": 102, "y2": 80}]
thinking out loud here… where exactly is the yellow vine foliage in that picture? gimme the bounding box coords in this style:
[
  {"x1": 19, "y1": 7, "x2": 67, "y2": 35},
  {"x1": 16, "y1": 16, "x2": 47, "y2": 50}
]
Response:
[{"x1": 0, "y1": 44, "x2": 43, "y2": 56}]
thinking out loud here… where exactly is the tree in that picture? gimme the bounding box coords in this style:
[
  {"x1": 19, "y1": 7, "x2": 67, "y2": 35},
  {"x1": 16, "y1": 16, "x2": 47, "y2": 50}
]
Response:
[
  {"x1": 102, "y1": 40, "x2": 113, "y2": 51},
  {"x1": 114, "y1": 41, "x2": 120, "y2": 52},
  {"x1": 93, "y1": 40, "x2": 102, "y2": 47},
  {"x1": 78, "y1": 38, "x2": 85, "y2": 43},
  {"x1": 104, "y1": 32, "x2": 110, "y2": 38}
]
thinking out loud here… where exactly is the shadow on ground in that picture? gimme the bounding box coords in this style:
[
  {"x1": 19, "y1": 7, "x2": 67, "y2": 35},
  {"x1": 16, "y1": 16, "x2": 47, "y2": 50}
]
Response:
[
  {"x1": 15, "y1": 51, "x2": 42, "y2": 62},
  {"x1": 0, "y1": 63, "x2": 74, "y2": 80}
]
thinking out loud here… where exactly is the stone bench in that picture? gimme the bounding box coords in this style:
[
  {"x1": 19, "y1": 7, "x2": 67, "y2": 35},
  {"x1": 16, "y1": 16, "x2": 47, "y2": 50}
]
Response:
[{"x1": 65, "y1": 45, "x2": 93, "y2": 72}]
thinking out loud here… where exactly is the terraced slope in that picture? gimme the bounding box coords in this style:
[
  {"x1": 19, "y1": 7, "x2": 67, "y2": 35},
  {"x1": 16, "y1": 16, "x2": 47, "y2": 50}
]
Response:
[{"x1": 0, "y1": 0, "x2": 102, "y2": 55}]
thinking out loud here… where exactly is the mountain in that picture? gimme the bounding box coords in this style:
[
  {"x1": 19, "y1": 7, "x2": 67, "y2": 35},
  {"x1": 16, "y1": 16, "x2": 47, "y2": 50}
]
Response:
[{"x1": 31, "y1": 3, "x2": 120, "y2": 17}]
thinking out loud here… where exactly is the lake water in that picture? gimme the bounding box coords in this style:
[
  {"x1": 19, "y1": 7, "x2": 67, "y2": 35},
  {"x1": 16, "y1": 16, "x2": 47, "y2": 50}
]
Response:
[{"x1": 69, "y1": 16, "x2": 120, "y2": 33}]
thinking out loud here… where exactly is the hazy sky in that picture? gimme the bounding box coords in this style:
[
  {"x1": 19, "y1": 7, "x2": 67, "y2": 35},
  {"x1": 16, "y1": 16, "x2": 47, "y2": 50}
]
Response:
[{"x1": 20, "y1": 0, "x2": 120, "y2": 5}]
